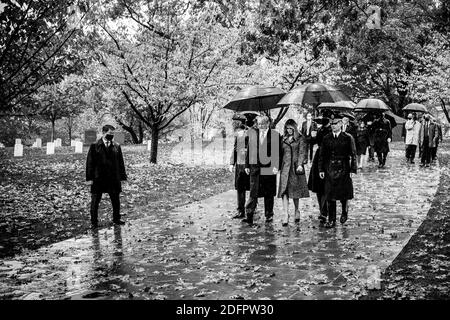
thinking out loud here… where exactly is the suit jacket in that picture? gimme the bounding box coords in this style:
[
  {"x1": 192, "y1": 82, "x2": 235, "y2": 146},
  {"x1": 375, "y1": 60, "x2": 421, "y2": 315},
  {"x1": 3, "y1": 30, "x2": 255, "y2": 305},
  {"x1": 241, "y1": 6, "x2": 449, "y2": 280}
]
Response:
[
  {"x1": 86, "y1": 139, "x2": 127, "y2": 193},
  {"x1": 245, "y1": 128, "x2": 282, "y2": 197},
  {"x1": 419, "y1": 120, "x2": 438, "y2": 148},
  {"x1": 301, "y1": 120, "x2": 318, "y2": 143}
]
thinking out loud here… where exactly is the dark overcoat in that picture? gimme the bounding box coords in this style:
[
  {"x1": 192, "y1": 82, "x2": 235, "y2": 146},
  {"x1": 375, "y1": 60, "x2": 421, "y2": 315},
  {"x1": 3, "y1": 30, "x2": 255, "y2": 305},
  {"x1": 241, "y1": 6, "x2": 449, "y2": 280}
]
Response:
[
  {"x1": 230, "y1": 132, "x2": 250, "y2": 191},
  {"x1": 307, "y1": 125, "x2": 332, "y2": 193},
  {"x1": 372, "y1": 118, "x2": 392, "y2": 153},
  {"x1": 355, "y1": 127, "x2": 370, "y2": 155},
  {"x1": 245, "y1": 128, "x2": 282, "y2": 198},
  {"x1": 318, "y1": 132, "x2": 357, "y2": 201},
  {"x1": 86, "y1": 139, "x2": 127, "y2": 194},
  {"x1": 277, "y1": 135, "x2": 309, "y2": 199}
]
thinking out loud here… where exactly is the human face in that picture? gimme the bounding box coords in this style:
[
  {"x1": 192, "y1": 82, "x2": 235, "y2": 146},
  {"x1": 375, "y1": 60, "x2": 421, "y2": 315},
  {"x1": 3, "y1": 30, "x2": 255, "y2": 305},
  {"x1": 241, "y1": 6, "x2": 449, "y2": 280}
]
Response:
[
  {"x1": 407, "y1": 114, "x2": 413, "y2": 120},
  {"x1": 258, "y1": 119, "x2": 269, "y2": 130},
  {"x1": 342, "y1": 117, "x2": 349, "y2": 125},
  {"x1": 306, "y1": 113, "x2": 312, "y2": 121},
  {"x1": 331, "y1": 120, "x2": 342, "y2": 133},
  {"x1": 286, "y1": 126, "x2": 295, "y2": 136},
  {"x1": 103, "y1": 128, "x2": 115, "y2": 140}
]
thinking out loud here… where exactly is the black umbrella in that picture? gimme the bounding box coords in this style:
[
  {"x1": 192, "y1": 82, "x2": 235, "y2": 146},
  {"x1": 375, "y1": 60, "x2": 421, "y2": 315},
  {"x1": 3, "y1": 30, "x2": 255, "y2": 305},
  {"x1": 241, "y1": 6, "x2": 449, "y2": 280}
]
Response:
[
  {"x1": 223, "y1": 86, "x2": 286, "y2": 112},
  {"x1": 403, "y1": 103, "x2": 427, "y2": 113},
  {"x1": 277, "y1": 83, "x2": 352, "y2": 106}
]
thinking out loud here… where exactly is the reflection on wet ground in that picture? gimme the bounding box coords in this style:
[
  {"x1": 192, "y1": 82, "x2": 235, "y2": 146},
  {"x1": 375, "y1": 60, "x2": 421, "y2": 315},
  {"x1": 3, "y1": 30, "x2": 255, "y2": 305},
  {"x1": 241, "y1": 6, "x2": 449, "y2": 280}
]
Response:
[{"x1": 0, "y1": 143, "x2": 440, "y2": 300}]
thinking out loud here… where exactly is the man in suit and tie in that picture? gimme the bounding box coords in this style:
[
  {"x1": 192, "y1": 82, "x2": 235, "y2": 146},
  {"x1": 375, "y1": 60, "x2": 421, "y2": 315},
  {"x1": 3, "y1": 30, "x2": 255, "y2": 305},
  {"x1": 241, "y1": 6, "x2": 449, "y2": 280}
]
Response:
[
  {"x1": 419, "y1": 114, "x2": 438, "y2": 167},
  {"x1": 301, "y1": 112, "x2": 317, "y2": 163},
  {"x1": 244, "y1": 116, "x2": 281, "y2": 225},
  {"x1": 86, "y1": 124, "x2": 127, "y2": 227}
]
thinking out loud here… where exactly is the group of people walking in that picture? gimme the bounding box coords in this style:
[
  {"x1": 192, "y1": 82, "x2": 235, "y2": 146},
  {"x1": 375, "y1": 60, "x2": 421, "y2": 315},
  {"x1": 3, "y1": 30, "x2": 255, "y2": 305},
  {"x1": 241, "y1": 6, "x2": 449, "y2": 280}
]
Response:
[
  {"x1": 229, "y1": 109, "x2": 444, "y2": 228},
  {"x1": 403, "y1": 112, "x2": 443, "y2": 167},
  {"x1": 229, "y1": 113, "x2": 357, "y2": 228}
]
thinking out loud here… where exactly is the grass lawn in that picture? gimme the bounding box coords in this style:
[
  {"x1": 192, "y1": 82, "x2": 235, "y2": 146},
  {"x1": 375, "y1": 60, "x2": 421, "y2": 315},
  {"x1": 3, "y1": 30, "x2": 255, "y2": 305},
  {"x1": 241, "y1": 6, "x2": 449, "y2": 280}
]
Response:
[{"x1": 0, "y1": 143, "x2": 234, "y2": 258}]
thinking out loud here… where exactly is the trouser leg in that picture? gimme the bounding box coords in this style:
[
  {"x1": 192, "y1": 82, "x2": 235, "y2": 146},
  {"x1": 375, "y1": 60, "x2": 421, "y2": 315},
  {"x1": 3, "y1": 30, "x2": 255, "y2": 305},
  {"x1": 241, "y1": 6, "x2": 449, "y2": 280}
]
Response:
[
  {"x1": 327, "y1": 200, "x2": 337, "y2": 223},
  {"x1": 341, "y1": 200, "x2": 348, "y2": 215},
  {"x1": 245, "y1": 196, "x2": 257, "y2": 220},
  {"x1": 237, "y1": 189, "x2": 246, "y2": 213},
  {"x1": 90, "y1": 193, "x2": 103, "y2": 224},
  {"x1": 410, "y1": 145, "x2": 417, "y2": 162},
  {"x1": 264, "y1": 196, "x2": 274, "y2": 218},
  {"x1": 318, "y1": 192, "x2": 328, "y2": 217},
  {"x1": 309, "y1": 143, "x2": 314, "y2": 161},
  {"x1": 109, "y1": 192, "x2": 121, "y2": 221}
]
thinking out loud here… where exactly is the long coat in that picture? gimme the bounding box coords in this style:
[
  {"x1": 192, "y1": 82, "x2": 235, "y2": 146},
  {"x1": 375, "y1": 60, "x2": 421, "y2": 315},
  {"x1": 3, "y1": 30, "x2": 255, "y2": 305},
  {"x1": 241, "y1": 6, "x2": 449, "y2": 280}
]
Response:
[
  {"x1": 355, "y1": 127, "x2": 370, "y2": 155},
  {"x1": 277, "y1": 135, "x2": 309, "y2": 199},
  {"x1": 372, "y1": 118, "x2": 392, "y2": 153},
  {"x1": 230, "y1": 132, "x2": 250, "y2": 191},
  {"x1": 418, "y1": 120, "x2": 438, "y2": 148},
  {"x1": 245, "y1": 128, "x2": 282, "y2": 198},
  {"x1": 308, "y1": 124, "x2": 332, "y2": 194},
  {"x1": 319, "y1": 132, "x2": 357, "y2": 201},
  {"x1": 404, "y1": 120, "x2": 421, "y2": 146},
  {"x1": 86, "y1": 139, "x2": 127, "y2": 194},
  {"x1": 301, "y1": 120, "x2": 318, "y2": 144}
]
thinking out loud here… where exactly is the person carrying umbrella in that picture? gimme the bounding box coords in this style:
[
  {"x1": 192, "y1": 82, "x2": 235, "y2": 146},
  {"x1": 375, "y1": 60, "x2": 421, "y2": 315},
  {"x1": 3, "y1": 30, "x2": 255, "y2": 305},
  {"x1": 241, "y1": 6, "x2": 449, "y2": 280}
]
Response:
[
  {"x1": 371, "y1": 112, "x2": 392, "y2": 168},
  {"x1": 404, "y1": 113, "x2": 421, "y2": 164},
  {"x1": 229, "y1": 114, "x2": 250, "y2": 219},
  {"x1": 318, "y1": 115, "x2": 357, "y2": 228},
  {"x1": 307, "y1": 111, "x2": 333, "y2": 224}
]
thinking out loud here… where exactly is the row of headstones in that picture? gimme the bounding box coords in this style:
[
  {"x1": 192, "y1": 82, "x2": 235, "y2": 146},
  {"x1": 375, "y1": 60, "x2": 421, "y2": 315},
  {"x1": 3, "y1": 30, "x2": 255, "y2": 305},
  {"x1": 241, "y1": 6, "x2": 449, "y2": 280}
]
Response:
[{"x1": 13, "y1": 138, "x2": 83, "y2": 157}]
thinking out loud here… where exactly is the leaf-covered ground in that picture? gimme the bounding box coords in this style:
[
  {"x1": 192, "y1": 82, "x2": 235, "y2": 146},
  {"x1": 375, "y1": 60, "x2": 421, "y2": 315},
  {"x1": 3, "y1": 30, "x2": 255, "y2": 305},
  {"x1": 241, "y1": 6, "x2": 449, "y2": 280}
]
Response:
[
  {"x1": 0, "y1": 143, "x2": 233, "y2": 258},
  {"x1": 361, "y1": 140, "x2": 450, "y2": 300}
]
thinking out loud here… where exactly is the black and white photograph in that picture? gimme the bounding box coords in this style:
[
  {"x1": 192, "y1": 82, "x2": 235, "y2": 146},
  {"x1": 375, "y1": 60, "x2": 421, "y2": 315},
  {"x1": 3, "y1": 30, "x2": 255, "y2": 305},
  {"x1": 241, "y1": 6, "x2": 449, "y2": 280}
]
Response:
[{"x1": 0, "y1": 0, "x2": 449, "y2": 311}]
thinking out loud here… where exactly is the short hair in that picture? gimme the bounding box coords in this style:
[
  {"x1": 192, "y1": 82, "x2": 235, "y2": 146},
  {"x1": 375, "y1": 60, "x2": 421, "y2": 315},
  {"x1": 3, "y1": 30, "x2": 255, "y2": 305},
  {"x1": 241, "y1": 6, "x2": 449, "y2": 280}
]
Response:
[
  {"x1": 257, "y1": 115, "x2": 270, "y2": 125},
  {"x1": 102, "y1": 124, "x2": 115, "y2": 133}
]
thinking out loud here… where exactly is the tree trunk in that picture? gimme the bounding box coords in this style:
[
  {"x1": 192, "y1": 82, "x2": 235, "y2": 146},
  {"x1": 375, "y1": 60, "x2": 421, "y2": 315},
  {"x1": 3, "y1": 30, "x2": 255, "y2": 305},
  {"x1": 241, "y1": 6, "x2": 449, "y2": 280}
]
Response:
[
  {"x1": 117, "y1": 120, "x2": 139, "y2": 144},
  {"x1": 138, "y1": 121, "x2": 144, "y2": 144},
  {"x1": 440, "y1": 98, "x2": 450, "y2": 124},
  {"x1": 67, "y1": 115, "x2": 72, "y2": 142},
  {"x1": 150, "y1": 126, "x2": 159, "y2": 163},
  {"x1": 51, "y1": 118, "x2": 56, "y2": 142}
]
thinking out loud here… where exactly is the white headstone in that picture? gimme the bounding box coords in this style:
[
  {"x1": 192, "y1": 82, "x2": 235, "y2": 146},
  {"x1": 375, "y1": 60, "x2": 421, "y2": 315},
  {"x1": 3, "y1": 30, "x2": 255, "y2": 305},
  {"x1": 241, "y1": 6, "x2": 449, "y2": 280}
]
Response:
[
  {"x1": 54, "y1": 138, "x2": 62, "y2": 147},
  {"x1": 75, "y1": 141, "x2": 83, "y2": 153},
  {"x1": 32, "y1": 141, "x2": 37, "y2": 148},
  {"x1": 35, "y1": 138, "x2": 42, "y2": 148},
  {"x1": 0, "y1": 142, "x2": 5, "y2": 148},
  {"x1": 147, "y1": 140, "x2": 152, "y2": 151},
  {"x1": 14, "y1": 143, "x2": 23, "y2": 157},
  {"x1": 15, "y1": 138, "x2": 21, "y2": 145},
  {"x1": 46, "y1": 142, "x2": 55, "y2": 155},
  {"x1": 70, "y1": 140, "x2": 76, "y2": 147}
]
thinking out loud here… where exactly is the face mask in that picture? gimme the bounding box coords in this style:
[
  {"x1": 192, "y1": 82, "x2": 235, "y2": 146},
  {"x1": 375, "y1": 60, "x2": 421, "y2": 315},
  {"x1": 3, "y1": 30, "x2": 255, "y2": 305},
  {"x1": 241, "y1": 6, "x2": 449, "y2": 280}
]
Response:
[
  {"x1": 105, "y1": 134, "x2": 114, "y2": 141},
  {"x1": 424, "y1": 117, "x2": 430, "y2": 121}
]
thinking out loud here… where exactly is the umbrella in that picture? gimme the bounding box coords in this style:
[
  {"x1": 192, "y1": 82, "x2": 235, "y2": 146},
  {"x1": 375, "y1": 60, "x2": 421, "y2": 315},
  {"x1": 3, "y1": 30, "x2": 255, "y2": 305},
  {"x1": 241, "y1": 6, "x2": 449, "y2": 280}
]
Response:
[
  {"x1": 277, "y1": 83, "x2": 352, "y2": 106},
  {"x1": 339, "y1": 112, "x2": 356, "y2": 121},
  {"x1": 360, "y1": 110, "x2": 400, "y2": 128},
  {"x1": 354, "y1": 98, "x2": 389, "y2": 111},
  {"x1": 317, "y1": 101, "x2": 356, "y2": 110},
  {"x1": 223, "y1": 86, "x2": 286, "y2": 112},
  {"x1": 403, "y1": 103, "x2": 427, "y2": 113}
]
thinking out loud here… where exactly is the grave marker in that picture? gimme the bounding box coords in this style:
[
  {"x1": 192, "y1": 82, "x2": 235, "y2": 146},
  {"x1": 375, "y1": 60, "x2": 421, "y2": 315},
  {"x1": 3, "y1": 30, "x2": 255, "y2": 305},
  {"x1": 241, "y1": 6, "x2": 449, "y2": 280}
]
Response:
[
  {"x1": 84, "y1": 130, "x2": 97, "y2": 145},
  {"x1": 114, "y1": 132, "x2": 125, "y2": 145},
  {"x1": 54, "y1": 138, "x2": 62, "y2": 147},
  {"x1": 15, "y1": 138, "x2": 21, "y2": 145},
  {"x1": 75, "y1": 141, "x2": 83, "y2": 153},
  {"x1": 14, "y1": 143, "x2": 23, "y2": 157},
  {"x1": 46, "y1": 142, "x2": 55, "y2": 155},
  {"x1": 35, "y1": 138, "x2": 42, "y2": 148}
]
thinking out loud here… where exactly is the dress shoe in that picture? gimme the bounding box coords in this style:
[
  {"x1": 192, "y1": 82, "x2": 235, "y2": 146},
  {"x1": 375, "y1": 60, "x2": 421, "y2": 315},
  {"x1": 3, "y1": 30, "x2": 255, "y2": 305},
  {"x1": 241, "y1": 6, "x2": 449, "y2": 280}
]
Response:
[
  {"x1": 113, "y1": 220, "x2": 125, "y2": 225},
  {"x1": 340, "y1": 213, "x2": 348, "y2": 224},
  {"x1": 265, "y1": 216, "x2": 273, "y2": 223},
  {"x1": 232, "y1": 212, "x2": 245, "y2": 219},
  {"x1": 242, "y1": 218, "x2": 253, "y2": 225},
  {"x1": 325, "y1": 221, "x2": 336, "y2": 228},
  {"x1": 425, "y1": 164, "x2": 430, "y2": 168},
  {"x1": 282, "y1": 222, "x2": 288, "y2": 227},
  {"x1": 410, "y1": 161, "x2": 415, "y2": 164}
]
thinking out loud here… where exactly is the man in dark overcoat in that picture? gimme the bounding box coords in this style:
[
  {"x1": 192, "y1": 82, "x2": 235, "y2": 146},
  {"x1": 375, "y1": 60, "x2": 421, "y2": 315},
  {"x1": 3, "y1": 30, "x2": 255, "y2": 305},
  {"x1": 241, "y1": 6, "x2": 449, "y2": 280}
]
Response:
[
  {"x1": 419, "y1": 114, "x2": 438, "y2": 167},
  {"x1": 319, "y1": 116, "x2": 357, "y2": 228},
  {"x1": 229, "y1": 116, "x2": 250, "y2": 219},
  {"x1": 301, "y1": 112, "x2": 318, "y2": 162},
  {"x1": 243, "y1": 116, "x2": 282, "y2": 225},
  {"x1": 372, "y1": 112, "x2": 392, "y2": 168},
  {"x1": 86, "y1": 124, "x2": 127, "y2": 227}
]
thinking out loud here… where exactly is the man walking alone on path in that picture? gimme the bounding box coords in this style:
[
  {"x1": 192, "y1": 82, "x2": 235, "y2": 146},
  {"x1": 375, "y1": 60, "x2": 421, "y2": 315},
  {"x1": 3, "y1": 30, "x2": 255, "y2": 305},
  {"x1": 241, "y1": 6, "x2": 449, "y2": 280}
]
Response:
[{"x1": 86, "y1": 125, "x2": 127, "y2": 227}]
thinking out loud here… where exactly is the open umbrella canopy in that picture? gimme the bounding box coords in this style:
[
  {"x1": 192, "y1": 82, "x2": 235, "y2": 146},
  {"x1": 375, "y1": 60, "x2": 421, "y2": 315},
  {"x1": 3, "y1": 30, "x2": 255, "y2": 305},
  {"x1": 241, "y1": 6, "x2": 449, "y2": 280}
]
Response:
[
  {"x1": 354, "y1": 98, "x2": 389, "y2": 111},
  {"x1": 223, "y1": 86, "x2": 286, "y2": 112},
  {"x1": 317, "y1": 101, "x2": 356, "y2": 110},
  {"x1": 403, "y1": 103, "x2": 427, "y2": 113},
  {"x1": 277, "y1": 83, "x2": 351, "y2": 106}
]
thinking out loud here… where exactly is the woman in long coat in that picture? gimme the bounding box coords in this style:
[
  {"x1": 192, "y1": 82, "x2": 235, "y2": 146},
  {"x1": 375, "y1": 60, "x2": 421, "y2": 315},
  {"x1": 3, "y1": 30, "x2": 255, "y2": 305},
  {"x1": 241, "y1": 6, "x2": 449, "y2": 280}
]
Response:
[
  {"x1": 355, "y1": 121, "x2": 370, "y2": 169},
  {"x1": 307, "y1": 117, "x2": 332, "y2": 223},
  {"x1": 277, "y1": 119, "x2": 309, "y2": 226}
]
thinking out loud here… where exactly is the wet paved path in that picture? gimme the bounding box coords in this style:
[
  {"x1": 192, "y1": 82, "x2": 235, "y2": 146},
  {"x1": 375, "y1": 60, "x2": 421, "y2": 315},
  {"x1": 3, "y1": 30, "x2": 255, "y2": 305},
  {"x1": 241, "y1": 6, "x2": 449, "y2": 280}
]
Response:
[{"x1": 0, "y1": 143, "x2": 441, "y2": 299}]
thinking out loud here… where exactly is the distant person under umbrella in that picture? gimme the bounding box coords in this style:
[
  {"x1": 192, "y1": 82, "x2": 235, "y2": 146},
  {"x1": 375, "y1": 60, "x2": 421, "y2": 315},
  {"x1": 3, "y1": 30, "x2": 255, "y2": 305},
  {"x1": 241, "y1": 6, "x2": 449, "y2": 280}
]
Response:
[
  {"x1": 301, "y1": 112, "x2": 318, "y2": 162},
  {"x1": 372, "y1": 112, "x2": 392, "y2": 168},
  {"x1": 404, "y1": 113, "x2": 421, "y2": 164},
  {"x1": 431, "y1": 120, "x2": 443, "y2": 162},
  {"x1": 419, "y1": 114, "x2": 438, "y2": 168},
  {"x1": 355, "y1": 120, "x2": 370, "y2": 169}
]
